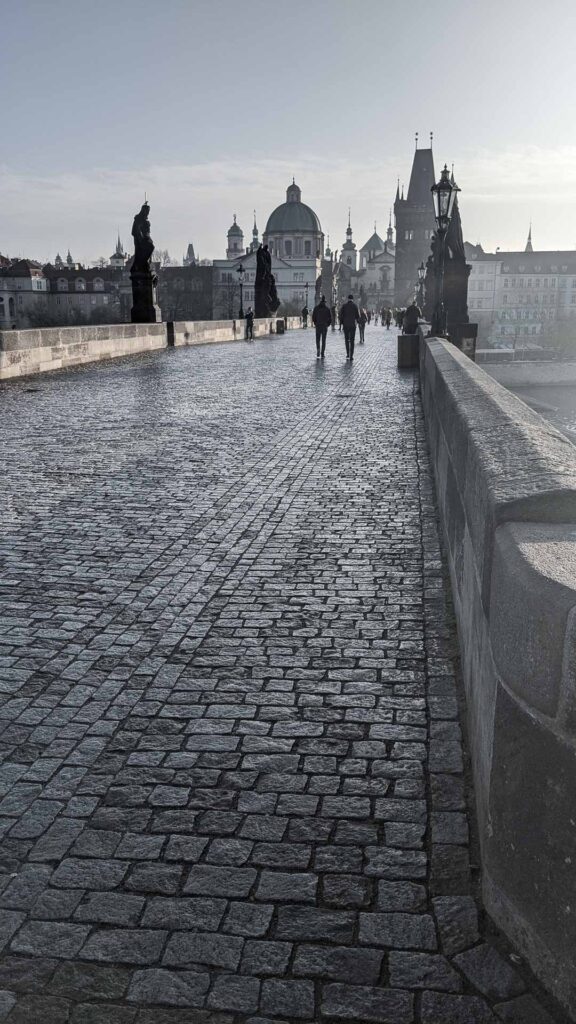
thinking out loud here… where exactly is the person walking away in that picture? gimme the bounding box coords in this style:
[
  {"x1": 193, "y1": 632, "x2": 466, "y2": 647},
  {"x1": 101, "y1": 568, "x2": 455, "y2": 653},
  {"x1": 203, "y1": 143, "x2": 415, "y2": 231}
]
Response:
[
  {"x1": 312, "y1": 295, "x2": 332, "y2": 359},
  {"x1": 358, "y1": 307, "x2": 368, "y2": 344},
  {"x1": 245, "y1": 307, "x2": 254, "y2": 340},
  {"x1": 402, "y1": 301, "x2": 421, "y2": 335},
  {"x1": 301, "y1": 305, "x2": 309, "y2": 328},
  {"x1": 339, "y1": 294, "x2": 361, "y2": 362},
  {"x1": 385, "y1": 308, "x2": 392, "y2": 330}
]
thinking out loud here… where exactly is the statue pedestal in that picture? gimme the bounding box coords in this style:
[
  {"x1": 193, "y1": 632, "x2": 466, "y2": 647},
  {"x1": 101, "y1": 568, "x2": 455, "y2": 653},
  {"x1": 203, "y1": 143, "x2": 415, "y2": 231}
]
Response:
[
  {"x1": 397, "y1": 333, "x2": 419, "y2": 369},
  {"x1": 131, "y1": 271, "x2": 161, "y2": 324}
]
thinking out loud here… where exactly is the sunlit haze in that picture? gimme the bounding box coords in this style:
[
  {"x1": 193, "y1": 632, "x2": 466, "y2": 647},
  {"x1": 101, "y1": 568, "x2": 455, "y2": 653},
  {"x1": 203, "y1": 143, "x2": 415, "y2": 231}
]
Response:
[{"x1": 2, "y1": 0, "x2": 575, "y2": 263}]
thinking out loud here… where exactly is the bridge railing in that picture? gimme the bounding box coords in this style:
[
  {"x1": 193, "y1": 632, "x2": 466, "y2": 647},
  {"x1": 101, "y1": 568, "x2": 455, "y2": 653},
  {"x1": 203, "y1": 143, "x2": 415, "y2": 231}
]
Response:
[
  {"x1": 420, "y1": 334, "x2": 576, "y2": 1017},
  {"x1": 0, "y1": 316, "x2": 302, "y2": 381}
]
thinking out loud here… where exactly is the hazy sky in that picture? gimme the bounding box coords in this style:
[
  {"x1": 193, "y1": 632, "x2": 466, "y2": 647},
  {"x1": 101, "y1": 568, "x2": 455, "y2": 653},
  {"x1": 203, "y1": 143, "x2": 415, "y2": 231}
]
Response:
[{"x1": 2, "y1": 0, "x2": 576, "y2": 264}]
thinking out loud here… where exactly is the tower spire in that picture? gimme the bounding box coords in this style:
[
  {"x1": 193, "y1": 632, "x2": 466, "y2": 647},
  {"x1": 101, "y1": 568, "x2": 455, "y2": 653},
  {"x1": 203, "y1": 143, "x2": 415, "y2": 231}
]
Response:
[
  {"x1": 525, "y1": 222, "x2": 533, "y2": 253},
  {"x1": 415, "y1": 131, "x2": 419, "y2": 150}
]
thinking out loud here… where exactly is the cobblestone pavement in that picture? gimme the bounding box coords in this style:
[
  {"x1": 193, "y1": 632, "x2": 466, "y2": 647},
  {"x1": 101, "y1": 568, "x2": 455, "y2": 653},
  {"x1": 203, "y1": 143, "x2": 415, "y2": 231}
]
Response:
[{"x1": 0, "y1": 327, "x2": 566, "y2": 1023}]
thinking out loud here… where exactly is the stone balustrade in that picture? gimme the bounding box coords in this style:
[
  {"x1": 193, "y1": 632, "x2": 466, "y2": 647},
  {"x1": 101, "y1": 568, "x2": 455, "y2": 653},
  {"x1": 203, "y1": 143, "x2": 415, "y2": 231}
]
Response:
[
  {"x1": 0, "y1": 317, "x2": 302, "y2": 380},
  {"x1": 420, "y1": 334, "x2": 576, "y2": 1017}
]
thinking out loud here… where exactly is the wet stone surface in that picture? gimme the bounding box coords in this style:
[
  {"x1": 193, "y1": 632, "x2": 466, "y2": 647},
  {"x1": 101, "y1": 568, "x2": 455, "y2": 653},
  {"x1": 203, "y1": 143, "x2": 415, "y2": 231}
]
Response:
[{"x1": 0, "y1": 328, "x2": 566, "y2": 1021}]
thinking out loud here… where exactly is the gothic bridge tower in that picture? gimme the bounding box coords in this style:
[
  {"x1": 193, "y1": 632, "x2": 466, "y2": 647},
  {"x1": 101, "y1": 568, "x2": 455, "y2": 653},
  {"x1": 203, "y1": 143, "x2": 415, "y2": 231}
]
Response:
[{"x1": 393, "y1": 134, "x2": 436, "y2": 305}]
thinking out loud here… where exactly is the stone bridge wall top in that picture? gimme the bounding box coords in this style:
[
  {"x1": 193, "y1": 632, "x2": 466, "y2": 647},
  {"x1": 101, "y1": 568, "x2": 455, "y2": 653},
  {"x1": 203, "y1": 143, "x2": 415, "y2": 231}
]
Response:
[{"x1": 420, "y1": 335, "x2": 576, "y2": 1018}]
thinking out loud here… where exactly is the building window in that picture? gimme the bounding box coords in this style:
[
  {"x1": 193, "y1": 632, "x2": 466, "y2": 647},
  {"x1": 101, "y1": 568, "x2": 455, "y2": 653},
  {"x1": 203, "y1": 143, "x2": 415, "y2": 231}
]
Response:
[
  {"x1": 304, "y1": 240, "x2": 311, "y2": 256},
  {"x1": 503, "y1": 279, "x2": 509, "y2": 287},
  {"x1": 57, "y1": 277, "x2": 68, "y2": 292},
  {"x1": 75, "y1": 278, "x2": 86, "y2": 292},
  {"x1": 285, "y1": 240, "x2": 292, "y2": 256},
  {"x1": 93, "y1": 278, "x2": 104, "y2": 291},
  {"x1": 404, "y1": 230, "x2": 414, "y2": 241},
  {"x1": 503, "y1": 295, "x2": 508, "y2": 304}
]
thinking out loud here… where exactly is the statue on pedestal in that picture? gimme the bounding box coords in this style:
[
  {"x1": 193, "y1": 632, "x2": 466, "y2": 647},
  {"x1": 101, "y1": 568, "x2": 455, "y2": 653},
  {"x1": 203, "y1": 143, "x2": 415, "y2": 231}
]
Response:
[
  {"x1": 443, "y1": 197, "x2": 470, "y2": 326},
  {"x1": 255, "y1": 244, "x2": 280, "y2": 317},
  {"x1": 130, "y1": 202, "x2": 161, "y2": 323}
]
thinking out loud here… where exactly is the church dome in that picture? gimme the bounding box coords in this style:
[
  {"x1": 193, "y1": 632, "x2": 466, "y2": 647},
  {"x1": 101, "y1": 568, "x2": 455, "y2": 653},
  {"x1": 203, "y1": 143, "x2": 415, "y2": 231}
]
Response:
[
  {"x1": 265, "y1": 181, "x2": 322, "y2": 234},
  {"x1": 228, "y1": 215, "x2": 243, "y2": 236}
]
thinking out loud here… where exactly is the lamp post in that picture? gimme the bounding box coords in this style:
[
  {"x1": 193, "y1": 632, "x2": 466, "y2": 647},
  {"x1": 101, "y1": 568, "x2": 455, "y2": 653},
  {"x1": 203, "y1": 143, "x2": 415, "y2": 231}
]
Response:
[
  {"x1": 236, "y1": 262, "x2": 245, "y2": 319},
  {"x1": 417, "y1": 261, "x2": 425, "y2": 309},
  {"x1": 430, "y1": 165, "x2": 460, "y2": 336},
  {"x1": 305, "y1": 280, "x2": 309, "y2": 309}
]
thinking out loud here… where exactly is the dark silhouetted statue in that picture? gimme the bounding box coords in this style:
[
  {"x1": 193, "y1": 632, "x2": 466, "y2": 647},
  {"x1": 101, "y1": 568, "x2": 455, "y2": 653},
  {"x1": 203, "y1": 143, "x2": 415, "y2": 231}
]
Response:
[
  {"x1": 443, "y1": 197, "x2": 470, "y2": 326},
  {"x1": 130, "y1": 202, "x2": 161, "y2": 323},
  {"x1": 255, "y1": 244, "x2": 280, "y2": 317}
]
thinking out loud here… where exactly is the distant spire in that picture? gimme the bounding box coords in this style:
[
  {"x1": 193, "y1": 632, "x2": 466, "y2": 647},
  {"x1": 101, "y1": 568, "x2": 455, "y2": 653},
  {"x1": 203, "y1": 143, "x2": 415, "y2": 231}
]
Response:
[
  {"x1": 401, "y1": 185, "x2": 404, "y2": 201},
  {"x1": 395, "y1": 179, "x2": 400, "y2": 203},
  {"x1": 348, "y1": 207, "x2": 351, "y2": 231},
  {"x1": 233, "y1": 213, "x2": 237, "y2": 224},
  {"x1": 415, "y1": 131, "x2": 419, "y2": 150},
  {"x1": 525, "y1": 222, "x2": 533, "y2": 253},
  {"x1": 387, "y1": 209, "x2": 393, "y2": 242},
  {"x1": 374, "y1": 220, "x2": 377, "y2": 233},
  {"x1": 430, "y1": 131, "x2": 434, "y2": 149}
]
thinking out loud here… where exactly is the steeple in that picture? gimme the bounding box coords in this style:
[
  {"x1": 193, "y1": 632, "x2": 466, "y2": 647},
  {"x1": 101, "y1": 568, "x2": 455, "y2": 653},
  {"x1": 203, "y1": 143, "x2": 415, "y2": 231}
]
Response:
[
  {"x1": 115, "y1": 232, "x2": 124, "y2": 257},
  {"x1": 251, "y1": 210, "x2": 259, "y2": 252},
  {"x1": 525, "y1": 223, "x2": 533, "y2": 253},
  {"x1": 341, "y1": 209, "x2": 357, "y2": 269},
  {"x1": 66, "y1": 249, "x2": 73, "y2": 268},
  {"x1": 387, "y1": 210, "x2": 393, "y2": 244}
]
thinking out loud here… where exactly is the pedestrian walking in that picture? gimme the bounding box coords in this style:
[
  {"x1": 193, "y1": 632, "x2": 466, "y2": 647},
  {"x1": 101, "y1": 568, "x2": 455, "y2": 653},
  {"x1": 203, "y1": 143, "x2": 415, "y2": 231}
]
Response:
[
  {"x1": 385, "y1": 308, "x2": 392, "y2": 329},
  {"x1": 402, "y1": 301, "x2": 421, "y2": 335},
  {"x1": 339, "y1": 294, "x2": 361, "y2": 362},
  {"x1": 301, "y1": 305, "x2": 309, "y2": 328},
  {"x1": 245, "y1": 306, "x2": 254, "y2": 340},
  {"x1": 312, "y1": 294, "x2": 332, "y2": 359},
  {"x1": 359, "y1": 308, "x2": 368, "y2": 344}
]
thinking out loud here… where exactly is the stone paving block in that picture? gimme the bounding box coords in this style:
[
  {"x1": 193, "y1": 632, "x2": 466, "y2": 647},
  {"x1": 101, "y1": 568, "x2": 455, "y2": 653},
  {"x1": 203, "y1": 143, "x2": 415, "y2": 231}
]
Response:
[
  {"x1": 207, "y1": 974, "x2": 261, "y2": 1013},
  {"x1": 128, "y1": 968, "x2": 210, "y2": 1007},
  {"x1": 275, "y1": 905, "x2": 355, "y2": 943},
  {"x1": 260, "y1": 979, "x2": 315, "y2": 1019},
  {"x1": 81, "y1": 928, "x2": 167, "y2": 965},
  {"x1": 142, "y1": 897, "x2": 226, "y2": 931},
  {"x1": 293, "y1": 943, "x2": 383, "y2": 984},
  {"x1": 388, "y1": 951, "x2": 463, "y2": 991},
  {"x1": 240, "y1": 940, "x2": 292, "y2": 976},
  {"x1": 321, "y1": 983, "x2": 414, "y2": 1022},
  {"x1": 359, "y1": 911, "x2": 437, "y2": 950},
  {"x1": 10, "y1": 921, "x2": 90, "y2": 958},
  {"x1": 3, "y1": 993, "x2": 72, "y2": 1024},
  {"x1": 453, "y1": 944, "x2": 526, "y2": 1001},
  {"x1": 74, "y1": 892, "x2": 145, "y2": 926},
  {"x1": 163, "y1": 932, "x2": 243, "y2": 970},
  {"x1": 48, "y1": 962, "x2": 131, "y2": 1000},
  {"x1": 432, "y1": 895, "x2": 479, "y2": 955},
  {"x1": 256, "y1": 871, "x2": 317, "y2": 903},
  {"x1": 420, "y1": 991, "x2": 498, "y2": 1022}
]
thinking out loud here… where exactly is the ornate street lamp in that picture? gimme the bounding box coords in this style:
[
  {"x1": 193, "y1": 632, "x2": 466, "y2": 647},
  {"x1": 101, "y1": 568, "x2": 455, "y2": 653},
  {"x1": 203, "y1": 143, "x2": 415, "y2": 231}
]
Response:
[
  {"x1": 236, "y1": 262, "x2": 245, "y2": 319},
  {"x1": 417, "y1": 261, "x2": 425, "y2": 309},
  {"x1": 431, "y1": 165, "x2": 460, "y2": 336}
]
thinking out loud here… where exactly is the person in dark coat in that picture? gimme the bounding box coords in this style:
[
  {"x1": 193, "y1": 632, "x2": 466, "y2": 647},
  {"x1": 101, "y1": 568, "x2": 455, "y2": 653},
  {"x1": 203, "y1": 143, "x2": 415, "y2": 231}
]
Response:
[
  {"x1": 245, "y1": 306, "x2": 254, "y2": 340},
  {"x1": 339, "y1": 294, "x2": 361, "y2": 362},
  {"x1": 312, "y1": 295, "x2": 332, "y2": 358},
  {"x1": 402, "y1": 301, "x2": 421, "y2": 335},
  {"x1": 301, "y1": 305, "x2": 309, "y2": 328},
  {"x1": 358, "y1": 308, "x2": 368, "y2": 344}
]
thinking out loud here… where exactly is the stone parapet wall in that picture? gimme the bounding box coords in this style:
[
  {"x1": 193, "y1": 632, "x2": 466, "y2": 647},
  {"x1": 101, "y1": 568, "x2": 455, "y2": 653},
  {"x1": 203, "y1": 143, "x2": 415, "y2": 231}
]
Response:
[
  {"x1": 0, "y1": 317, "x2": 303, "y2": 380},
  {"x1": 420, "y1": 336, "x2": 576, "y2": 1018}
]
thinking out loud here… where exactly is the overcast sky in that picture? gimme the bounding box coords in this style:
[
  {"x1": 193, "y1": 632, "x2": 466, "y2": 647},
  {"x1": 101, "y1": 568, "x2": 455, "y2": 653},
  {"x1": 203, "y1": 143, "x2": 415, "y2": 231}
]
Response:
[{"x1": 2, "y1": 0, "x2": 575, "y2": 264}]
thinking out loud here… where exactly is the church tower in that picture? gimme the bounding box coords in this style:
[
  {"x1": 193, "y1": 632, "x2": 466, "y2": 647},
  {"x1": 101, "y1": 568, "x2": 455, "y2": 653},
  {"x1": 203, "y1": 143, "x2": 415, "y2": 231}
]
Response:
[
  {"x1": 341, "y1": 210, "x2": 357, "y2": 270},
  {"x1": 525, "y1": 224, "x2": 534, "y2": 253},
  {"x1": 393, "y1": 135, "x2": 436, "y2": 305},
  {"x1": 226, "y1": 215, "x2": 244, "y2": 259},
  {"x1": 250, "y1": 211, "x2": 259, "y2": 253}
]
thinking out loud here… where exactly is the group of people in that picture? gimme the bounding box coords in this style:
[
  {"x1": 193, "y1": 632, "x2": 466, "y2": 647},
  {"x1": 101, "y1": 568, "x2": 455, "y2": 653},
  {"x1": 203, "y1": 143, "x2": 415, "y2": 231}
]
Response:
[{"x1": 310, "y1": 294, "x2": 422, "y2": 361}]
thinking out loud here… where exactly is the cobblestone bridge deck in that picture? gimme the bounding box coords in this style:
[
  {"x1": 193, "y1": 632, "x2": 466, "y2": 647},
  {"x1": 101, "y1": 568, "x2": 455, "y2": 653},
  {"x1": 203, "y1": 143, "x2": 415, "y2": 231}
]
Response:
[{"x1": 0, "y1": 327, "x2": 564, "y2": 1023}]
